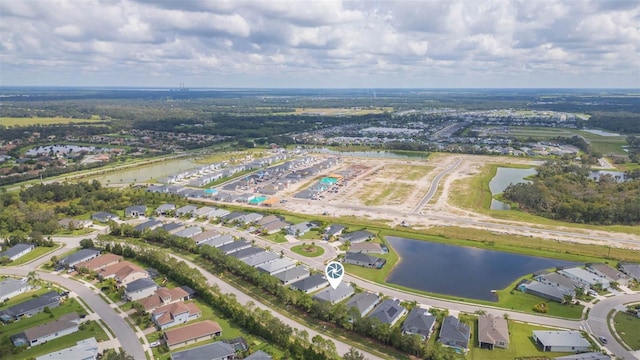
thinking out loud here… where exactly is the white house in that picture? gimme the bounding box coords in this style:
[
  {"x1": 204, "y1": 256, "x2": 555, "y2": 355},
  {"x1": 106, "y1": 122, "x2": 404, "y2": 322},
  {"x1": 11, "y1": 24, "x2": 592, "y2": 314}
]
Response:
[{"x1": 0, "y1": 278, "x2": 32, "y2": 302}]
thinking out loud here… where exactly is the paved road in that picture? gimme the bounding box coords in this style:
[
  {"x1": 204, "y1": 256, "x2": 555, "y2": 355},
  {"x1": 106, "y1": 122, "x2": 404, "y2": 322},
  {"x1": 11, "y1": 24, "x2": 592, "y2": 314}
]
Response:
[
  {"x1": 586, "y1": 294, "x2": 640, "y2": 360},
  {"x1": 412, "y1": 158, "x2": 462, "y2": 213},
  {"x1": 0, "y1": 268, "x2": 145, "y2": 360}
]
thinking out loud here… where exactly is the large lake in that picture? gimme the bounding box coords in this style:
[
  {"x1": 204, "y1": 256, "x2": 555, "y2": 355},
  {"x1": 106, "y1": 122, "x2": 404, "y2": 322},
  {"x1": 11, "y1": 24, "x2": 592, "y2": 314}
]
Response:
[
  {"x1": 489, "y1": 167, "x2": 537, "y2": 210},
  {"x1": 385, "y1": 236, "x2": 577, "y2": 301}
]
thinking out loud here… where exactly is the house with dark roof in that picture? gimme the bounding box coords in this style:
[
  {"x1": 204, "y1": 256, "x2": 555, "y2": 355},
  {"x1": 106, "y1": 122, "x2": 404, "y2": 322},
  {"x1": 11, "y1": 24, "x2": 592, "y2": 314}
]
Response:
[
  {"x1": 221, "y1": 211, "x2": 246, "y2": 223},
  {"x1": 218, "y1": 240, "x2": 251, "y2": 255},
  {"x1": 12, "y1": 312, "x2": 80, "y2": 347},
  {"x1": 170, "y1": 341, "x2": 235, "y2": 360},
  {"x1": 163, "y1": 320, "x2": 222, "y2": 349},
  {"x1": 124, "y1": 278, "x2": 158, "y2": 301},
  {"x1": 56, "y1": 248, "x2": 100, "y2": 269},
  {"x1": 0, "y1": 278, "x2": 32, "y2": 302},
  {"x1": 554, "y1": 353, "x2": 611, "y2": 360},
  {"x1": 587, "y1": 263, "x2": 631, "y2": 286},
  {"x1": 346, "y1": 292, "x2": 380, "y2": 318},
  {"x1": 324, "y1": 224, "x2": 346, "y2": 239},
  {"x1": 478, "y1": 314, "x2": 509, "y2": 350},
  {"x1": 344, "y1": 252, "x2": 386, "y2": 269},
  {"x1": 91, "y1": 212, "x2": 119, "y2": 222},
  {"x1": 519, "y1": 280, "x2": 573, "y2": 303},
  {"x1": 156, "y1": 204, "x2": 176, "y2": 215},
  {"x1": 134, "y1": 219, "x2": 163, "y2": 232},
  {"x1": 161, "y1": 222, "x2": 185, "y2": 234},
  {"x1": 176, "y1": 205, "x2": 198, "y2": 217},
  {"x1": 350, "y1": 242, "x2": 384, "y2": 254},
  {"x1": 619, "y1": 263, "x2": 640, "y2": 281},
  {"x1": 535, "y1": 272, "x2": 586, "y2": 292},
  {"x1": 341, "y1": 230, "x2": 375, "y2": 244},
  {"x1": 533, "y1": 330, "x2": 590, "y2": 352},
  {"x1": 368, "y1": 299, "x2": 406, "y2": 326},
  {"x1": 242, "y1": 252, "x2": 280, "y2": 267},
  {"x1": 312, "y1": 282, "x2": 355, "y2": 304},
  {"x1": 257, "y1": 258, "x2": 296, "y2": 275},
  {"x1": 125, "y1": 205, "x2": 147, "y2": 217},
  {"x1": 244, "y1": 350, "x2": 272, "y2": 360},
  {"x1": 401, "y1": 307, "x2": 436, "y2": 341},
  {"x1": 229, "y1": 247, "x2": 265, "y2": 260},
  {"x1": 0, "y1": 243, "x2": 35, "y2": 262},
  {"x1": 273, "y1": 265, "x2": 310, "y2": 285},
  {"x1": 152, "y1": 302, "x2": 201, "y2": 330},
  {"x1": 290, "y1": 274, "x2": 328, "y2": 293},
  {"x1": 0, "y1": 290, "x2": 60, "y2": 322},
  {"x1": 438, "y1": 316, "x2": 471, "y2": 352}
]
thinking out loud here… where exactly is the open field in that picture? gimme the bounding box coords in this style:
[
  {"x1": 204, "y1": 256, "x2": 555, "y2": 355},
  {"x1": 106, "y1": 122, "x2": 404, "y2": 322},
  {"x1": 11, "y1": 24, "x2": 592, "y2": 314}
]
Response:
[
  {"x1": 0, "y1": 116, "x2": 104, "y2": 127},
  {"x1": 613, "y1": 311, "x2": 640, "y2": 350}
]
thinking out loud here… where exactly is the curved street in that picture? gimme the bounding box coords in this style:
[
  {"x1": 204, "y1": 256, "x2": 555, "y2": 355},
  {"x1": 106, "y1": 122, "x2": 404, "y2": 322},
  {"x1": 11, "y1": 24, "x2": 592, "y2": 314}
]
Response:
[{"x1": 586, "y1": 294, "x2": 640, "y2": 360}]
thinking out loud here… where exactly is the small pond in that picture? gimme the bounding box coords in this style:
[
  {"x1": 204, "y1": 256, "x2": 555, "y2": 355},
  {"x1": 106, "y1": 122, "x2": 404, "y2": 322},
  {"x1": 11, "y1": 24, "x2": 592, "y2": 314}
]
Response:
[
  {"x1": 385, "y1": 236, "x2": 577, "y2": 301},
  {"x1": 489, "y1": 167, "x2": 537, "y2": 210}
]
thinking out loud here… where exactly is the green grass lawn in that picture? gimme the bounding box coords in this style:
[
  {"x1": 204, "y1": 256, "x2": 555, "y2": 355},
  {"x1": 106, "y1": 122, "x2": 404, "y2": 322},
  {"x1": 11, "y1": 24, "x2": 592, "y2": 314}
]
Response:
[
  {"x1": 613, "y1": 311, "x2": 640, "y2": 350},
  {"x1": 9, "y1": 245, "x2": 61, "y2": 266},
  {"x1": 0, "y1": 288, "x2": 51, "y2": 309},
  {"x1": 290, "y1": 244, "x2": 325, "y2": 257},
  {"x1": 299, "y1": 229, "x2": 323, "y2": 240},
  {"x1": 468, "y1": 320, "x2": 573, "y2": 359},
  {"x1": 262, "y1": 233, "x2": 287, "y2": 243},
  {"x1": 0, "y1": 117, "x2": 104, "y2": 127},
  {"x1": 0, "y1": 298, "x2": 87, "y2": 337},
  {"x1": 54, "y1": 228, "x2": 95, "y2": 236}
]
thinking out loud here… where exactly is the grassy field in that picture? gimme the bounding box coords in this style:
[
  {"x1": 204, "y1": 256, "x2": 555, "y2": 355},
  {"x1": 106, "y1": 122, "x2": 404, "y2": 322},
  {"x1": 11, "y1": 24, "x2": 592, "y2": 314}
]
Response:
[
  {"x1": 0, "y1": 116, "x2": 104, "y2": 127},
  {"x1": 9, "y1": 245, "x2": 61, "y2": 266},
  {"x1": 4, "y1": 319, "x2": 109, "y2": 360},
  {"x1": 290, "y1": 243, "x2": 325, "y2": 257},
  {"x1": 374, "y1": 164, "x2": 434, "y2": 181},
  {"x1": 468, "y1": 320, "x2": 573, "y2": 359},
  {"x1": 274, "y1": 107, "x2": 392, "y2": 116},
  {"x1": 449, "y1": 162, "x2": 640, "y2": 236},
  {"x1": 613, "y1": 311, "x2": 640, "y2": 350}
]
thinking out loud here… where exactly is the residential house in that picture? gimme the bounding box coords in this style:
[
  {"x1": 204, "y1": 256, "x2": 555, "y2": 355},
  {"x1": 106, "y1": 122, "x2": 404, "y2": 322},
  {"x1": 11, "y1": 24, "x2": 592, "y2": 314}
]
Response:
[
  {"x1": 256, "y1": 258, "x2": 296, "y2": 276},
  {"x1": 288, "y1": 221, "x2": 316, "y2": 236},
  {"x1": 221, "y1": 211, "x2": 246, "y2": 223},
  {"x1": 156, "y1": 204, "x2": 176, "y2": 215},
  {"x1": 12, "y1": 312, "x2": 80, "y2": 347},
  {"x1": 138, "y1": 287, "x2": 190, "y2": 312},
  {"x1": 344, "y1": 252, "x2": 386, "y2": 269},
  {"x1": 519, "y1": 280, "x2": 573, "y2": 303},
  {"x1": 125, "y1": 205, "x2": 147, "y2": 217},
  {"x1": 554, "y1": 353, "x2": 611, "y2": 360},
  {"x1": 346, "y1": 292, "x2": 380, "y2": 318},
  {"x1": 535, "y1": 272, "x2": 586, "y2": 292},
  {"x1": 324, "y1": 224, "x2": 345, "y2": 239},
  {"x1": 35, "y1": 337, "x2": 99, "y2": 360},
  {"x1": 176, "y1": 205, "x2": 198, "y2": 217},
  {"x1": 312, "y1": 282, "x2": 355, "y2": 304},
  {"x1": 619, "y1": 263, "x2": 640, "y2": 281},
  {"x1": 91, "y1": 212, "x2": 119, "y2": 222},
  {"x1": 199, "y1": 235, "x2": 234, "y2": 249},
  {"x1": 587, "y1": 263, "x2": 631, "y2": 286},
  {"x1": 56, "y1": 249, "x2": 100, "y2": 270},
  {"x1": 290, "y1": 274, "x2": 329, "y2": 293},
  {"x1": 242, "y1": 252, "x2": 280, "y2": 267},
  {"x1": 349, "y1": 242, "x2": 384, "y2": 254},
  {"x1": 401, "y1": 307, "x2": 436, "y2": 341},
  {"x1": 161, "y1": 222, "x2": 185, "y2": 234},
  {"x1": 273, "y1": 265, "x2": 310, "y2": 286},
  {"x1": 438, "y1": 316, "x2": 471, "y2": 352},
  {"x1": 0, "y1": 278, "x2": 32, "y2": 302},
  {"x1": 134, "y1": 219, "x2": 163, "y2": 232},
  {"x1": 124, "y1": 278, "x2": 158, "y2": 301},
  {"x1": 209, "y1": 208, "x2": 231, "y2": 219},
  {"x1": 262, "y1": 220, "x2": 290, "y2": 234},
  {"x1": 170, "y1": 341, "x2": 235, "y2": 360},
  {"x1": 0, "y1": 291, "x2": 61, "y2": 322},
  {"x1": 478, "y1": 314, "x2": 509, "y2": 350},
  {"x1": 341, "y1": 230, "x2": 375, "y2": 244},
  {"x1": 0, "y1": 243, "x2": 35, "y2": 262},
  {"x1": 255, "y1": 215, "x2": 281, "y2": 227},
  {"x1": 532, "y1": 331, "x2": 591, "y2": 352},
  {"x1": 218, "y1": 240, "x2": 251, "y2": 255},
  {"x1": 559, "y1": 267, "x2": 610, "y2": 289},
  {"x1": 229, "y1": 247, "x2": 264, "y2": 260},
  {"x1": 98, "y1": 261, "x2": 148, "y2": 285},
  {"x1": 152, "y1": 302, "x2": 202, "y2": 330},
  {"x1": 240, "y1": 213, "x2": 264, "y2": 224},
  {"x1": 57, "y1": 218, "x2": 90, "y2": 230},
  {"x1": 194, "y1": 206, "x2": 216, "y2": 219},
  {"x1": 368, "y1": 299, "x2": 406, "y2": 326},
  {"x1": 174, "y1": 227, "x2": 202, "y2": 238},
  {"x1": 75, "y1": 253, "x2": 122, "y2": 271},
  {"x1": 192, "y1": 230, "x2": 221, "y2": 245},
  {"x1": 163, "y1": 320, "x2": 223, "y2": 349}
]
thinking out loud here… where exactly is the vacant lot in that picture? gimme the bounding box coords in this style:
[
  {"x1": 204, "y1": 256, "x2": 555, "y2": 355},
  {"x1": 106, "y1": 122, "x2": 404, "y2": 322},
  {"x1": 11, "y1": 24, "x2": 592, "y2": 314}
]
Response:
[
  {"x1": 0, "y1": 117, "x2": 103, "y2": 127},
  {"x1": 373, "y1": 164, "x2": 433, "y2": 181}
]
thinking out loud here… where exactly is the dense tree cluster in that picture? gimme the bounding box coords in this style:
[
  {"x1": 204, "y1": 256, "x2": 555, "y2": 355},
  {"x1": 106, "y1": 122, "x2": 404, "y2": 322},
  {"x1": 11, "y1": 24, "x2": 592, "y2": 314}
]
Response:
[
  {"x1": 504, "y1": 160, "x2": 640, "y2": 225},
  {"x1": 587, "y1": 112, "x2": 640, "y2": 134}
]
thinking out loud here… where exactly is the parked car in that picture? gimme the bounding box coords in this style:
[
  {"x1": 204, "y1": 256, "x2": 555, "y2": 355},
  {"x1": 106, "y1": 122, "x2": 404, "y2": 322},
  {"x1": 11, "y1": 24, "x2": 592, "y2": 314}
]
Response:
[{"x1": 598, "y1": 336, "x2": 608, "y2": 344}]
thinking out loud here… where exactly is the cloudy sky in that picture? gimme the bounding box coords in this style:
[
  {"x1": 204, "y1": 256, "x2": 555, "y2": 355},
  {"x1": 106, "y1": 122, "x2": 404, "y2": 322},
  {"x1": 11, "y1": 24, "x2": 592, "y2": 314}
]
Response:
[{"x1": 1, "y1": 0, "x2": 639, "y2": 88}]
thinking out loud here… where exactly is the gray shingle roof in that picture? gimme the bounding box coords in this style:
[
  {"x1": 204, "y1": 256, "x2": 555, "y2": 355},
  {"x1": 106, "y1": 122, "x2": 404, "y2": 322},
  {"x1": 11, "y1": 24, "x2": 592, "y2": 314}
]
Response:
[
  {"x1": 218, "y1": 239, "x2": 251, "y2": 254},
  {"x1": 312, "y1": 282, "x2": 355, "y2": 304},
  {"x1": 346, "y1": 292, "x2": 380, "y2": 317},
  {"x1": 228, "y1": 247, "x2": 265, "y2": 260},
  {"x1": 368, "y1": 299, "x2": 405, "y2": 325},
  {"x1": 125, "y1": 278, "x2": 157, "y2": 293},
  {"x1": 290, "y1": 274, "x2": 327, "y2": 292},
  {"x1": 242, "y1": 252, "x2": 280, "y2": 267},
  {"x1": 0, "y1": 243, "x2": 35, "y2": 260},
  {"x1": 401, "y1": 307, "x2": 436, "y2": 338},
  {"x1": 0, "y1": 291, "x2": 59, "y2": 321},
  {"x1": 438, "y1": 316, "x2": 471, "y2": 348},
  {"x1": 0, "y1": 278, "x2": 30, "y2": 300},
  {"x1": 244, "y1": 350, "x2": 273, "y2": 360},
  {"x1": 170, "y1": 341, "x2": 235, "y2": 360},
  {"x1": 274, "y1": 265, "x2": 310, "y2": 284},
  {"x1": 533, "y1": 330, "x2": 590, "y2": 348},
  {"x1": 58, "y1": 249, "x2": 100, "y2": 267}
]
